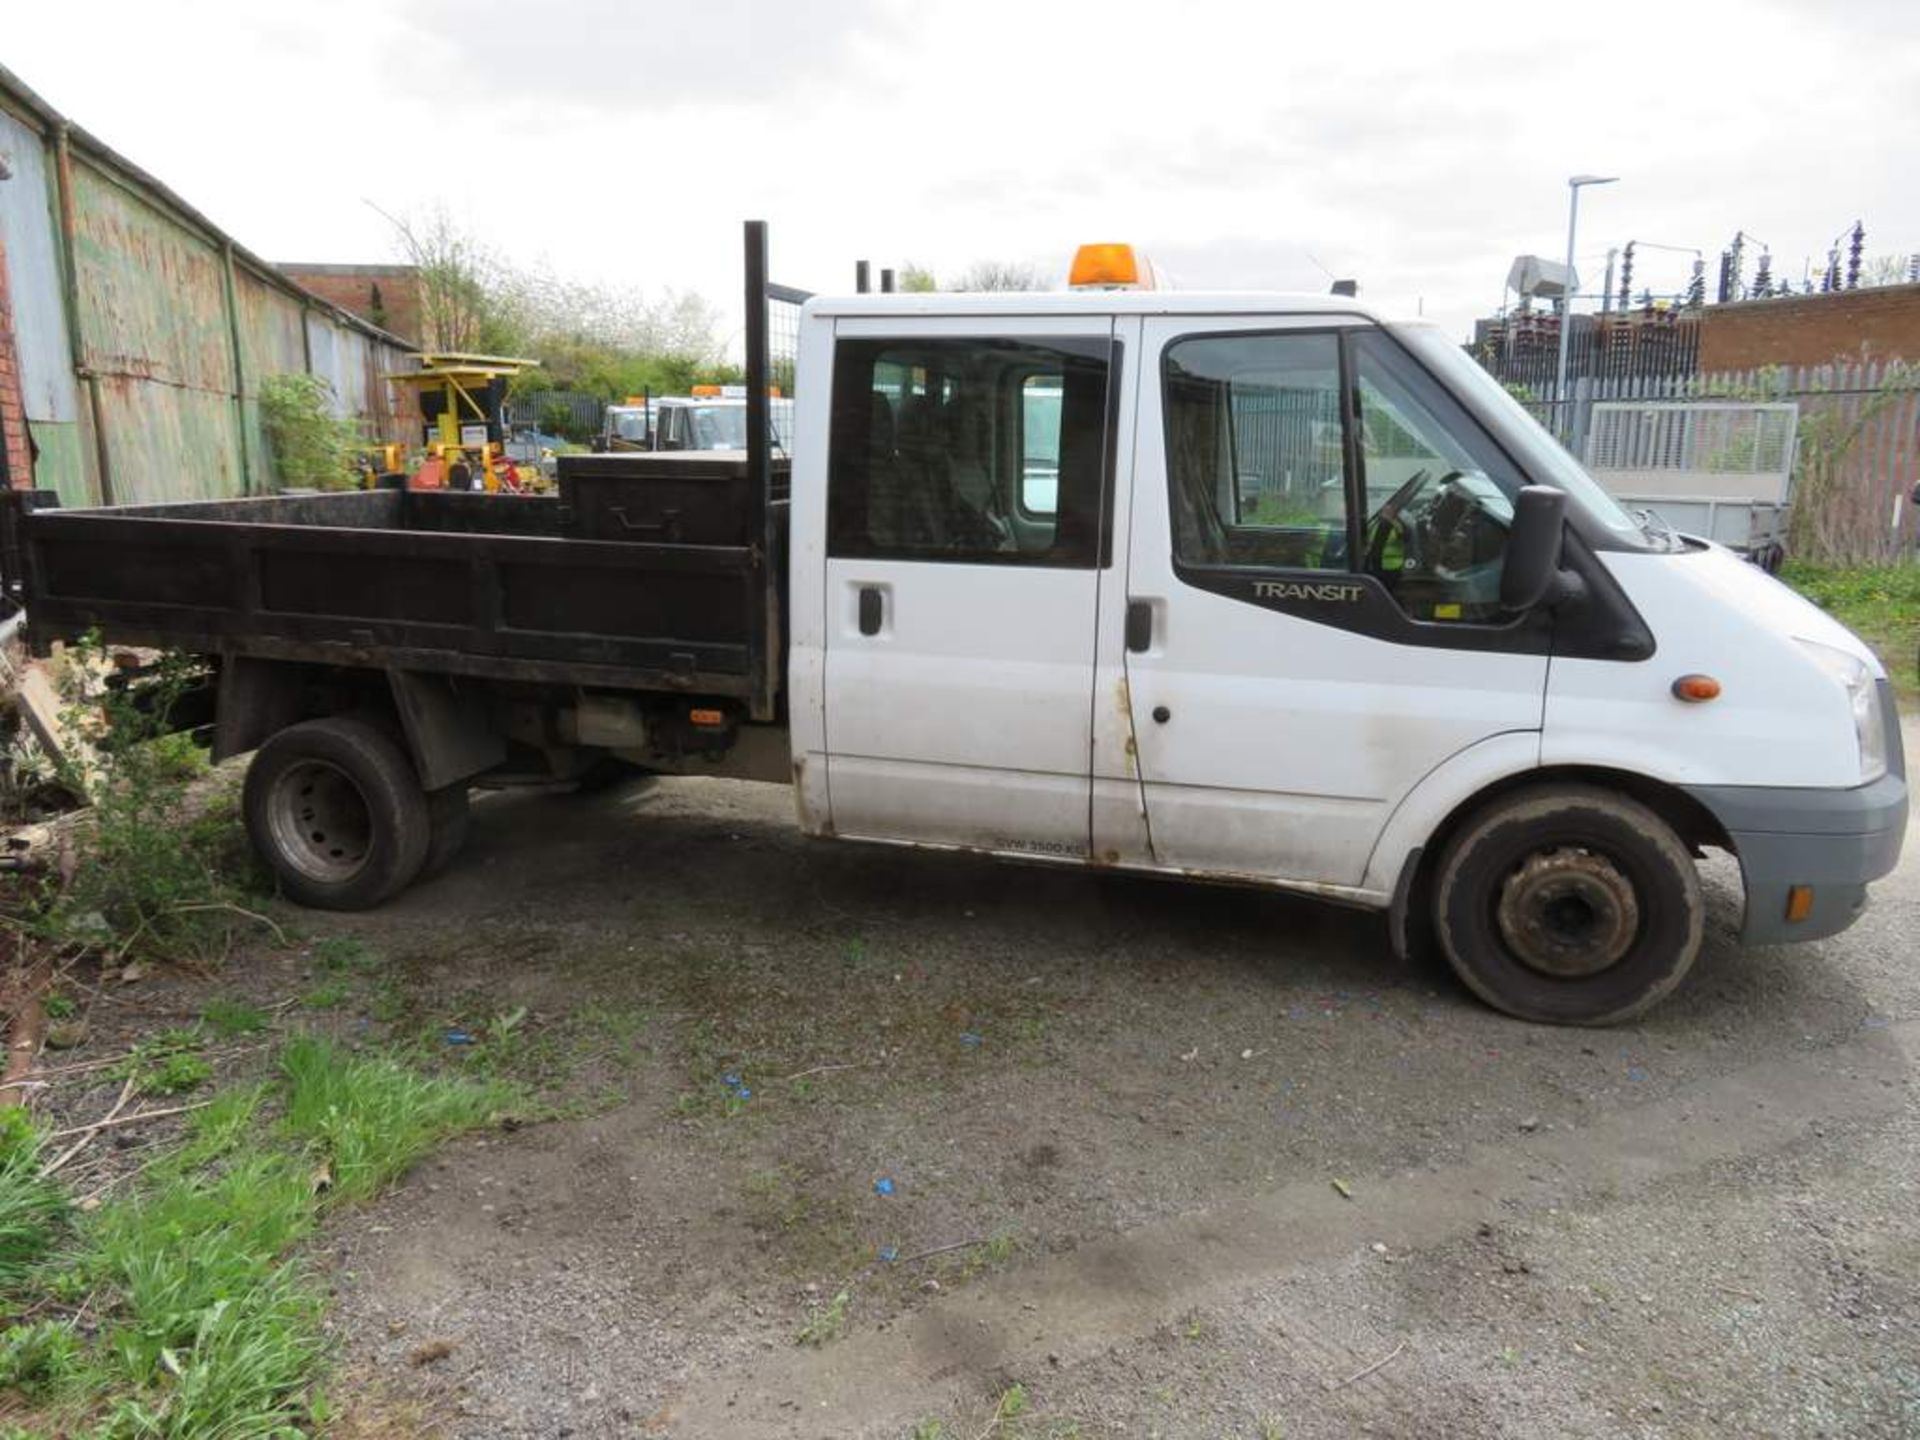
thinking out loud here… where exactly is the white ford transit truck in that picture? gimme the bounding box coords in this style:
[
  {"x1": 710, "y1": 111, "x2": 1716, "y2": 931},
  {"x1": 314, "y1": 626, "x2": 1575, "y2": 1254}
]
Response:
[{"x1": 5, "y1": 225, "x2": 1903, "y2": 1025}]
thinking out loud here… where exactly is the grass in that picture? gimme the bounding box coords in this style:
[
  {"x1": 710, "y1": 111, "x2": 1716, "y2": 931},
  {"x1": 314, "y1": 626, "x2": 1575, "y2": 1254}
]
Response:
[
  {"x1": 111, "y1": 1030, "x2": 212, "y2": 1098},
  {"x1": 200, "y1": 999, "x2": 270, "y2": 1038},
  {"x1": 1782, "y1": 560, "x2": 1920, "y2": 701},
  {"x1": 279, "y1": 1035, "x2": 515, "y2": 1203},
  {"x1": 0, "y1": 1035, "x2": 520, "y2": 1435},
  {"x1": 300, "y1": 979, "x2": 352, "y2": 1011},
  {"x1": 0, "y1": 1109, "x2": 65, "y2": 1291},
  {"x1": 312, "y1": 935, "x2": 380, "y2": 975}
]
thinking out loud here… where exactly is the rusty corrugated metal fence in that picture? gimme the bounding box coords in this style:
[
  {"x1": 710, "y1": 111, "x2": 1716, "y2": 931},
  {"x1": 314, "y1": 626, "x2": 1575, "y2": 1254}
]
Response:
[{"x1": 0, "y1": 63, "x2": 415, "y2": 506}]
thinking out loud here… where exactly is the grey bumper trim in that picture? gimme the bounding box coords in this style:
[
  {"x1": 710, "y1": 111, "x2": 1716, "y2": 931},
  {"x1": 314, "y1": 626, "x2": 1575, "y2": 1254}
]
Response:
[
  {"x1": 1684, "y1": 769, "x2": 1909, "y2": 837},
  {"x1": 1684, "y1": 761, "x2": 1908, "y2": 945}
]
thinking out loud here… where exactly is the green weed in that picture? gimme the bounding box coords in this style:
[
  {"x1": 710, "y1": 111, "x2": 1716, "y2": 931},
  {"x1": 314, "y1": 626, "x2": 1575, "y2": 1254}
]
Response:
[
  {"x1": 312, "y1": 935, "x2": 379, "y2": 974},
  {"x1": 141, "y1": 1051, "x2": 213, "y2": 1096},
  {"x1": 201, "y1": 999, "x2": 270, "y2": 1038},
  {"x1": 368, "y1": 980, "x2": 409, "y2": 1025},
  {"x1": 0, "y1": 1318, "x2": 81, "y2": 1392},
  {"x1": 145, "y1": 731, "x2": 209, "y2": 782},
  {"x1": 794, "y1": 1288, "x2": 850, "y2": 1347},
  {"x1": 0, "y1": 1110, "x2": 65, "y2": 1290},
  {"x1": 301, "y1": 980, "x2": 352, "y2": 1011},
  {"x1": 113, "y1": 1030, "x2": 212, "y2": 1097},
  {"x1": 573, "y1": 1000, "x2": 651, "y2": 1049},
  {"x1": 34, "y1": 639, "x2": 261, "y2": 966}
]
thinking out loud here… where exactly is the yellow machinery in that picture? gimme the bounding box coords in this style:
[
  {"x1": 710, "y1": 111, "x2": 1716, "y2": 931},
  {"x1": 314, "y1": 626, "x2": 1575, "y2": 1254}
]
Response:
[{"x1": 384, "y1": 352, "x2": 539, "y2": 493}]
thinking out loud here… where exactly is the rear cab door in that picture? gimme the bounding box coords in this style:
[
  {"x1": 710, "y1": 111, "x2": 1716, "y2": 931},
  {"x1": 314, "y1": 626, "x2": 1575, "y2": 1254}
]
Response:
[{"x1": 811, "y1": 314, "x2": 1121, "y2": 856}]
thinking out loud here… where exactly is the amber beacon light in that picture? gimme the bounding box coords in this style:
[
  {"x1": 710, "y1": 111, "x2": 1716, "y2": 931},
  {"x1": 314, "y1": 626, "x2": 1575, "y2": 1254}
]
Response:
[{"x1": 1069, "y1": 243, "x2": 1153, "y2": 290}]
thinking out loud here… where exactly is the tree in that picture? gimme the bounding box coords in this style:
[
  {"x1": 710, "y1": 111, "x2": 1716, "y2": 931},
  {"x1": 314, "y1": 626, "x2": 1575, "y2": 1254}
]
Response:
[
  {"x1": 377, "y1": 206, "x2": 512, "y2": 353},
  {"x1": 950, "y1": 259, "x2": 1047, "y2": 292},
  {"x1": 1857, "y1": 254, "x2": 1914, "y2": 288},
  {"x1": 373, "y1": 207, "x2": 728, "y2": 403},
  {"x1": 898, "y1": 263, "x2": 938, "y2": 293}
]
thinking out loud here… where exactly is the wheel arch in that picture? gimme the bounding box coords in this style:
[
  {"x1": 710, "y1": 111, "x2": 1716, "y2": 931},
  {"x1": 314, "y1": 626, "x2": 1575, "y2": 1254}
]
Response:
[
  {"x1": 215, "y1": 659, "x2": 504, "y2": 793},
  {"x1": 1381, "y1": 755, "x2": 1734, "y2": 964},
  {"x1": 215, "y1": 656, "x2": 399, "y2": 762}
]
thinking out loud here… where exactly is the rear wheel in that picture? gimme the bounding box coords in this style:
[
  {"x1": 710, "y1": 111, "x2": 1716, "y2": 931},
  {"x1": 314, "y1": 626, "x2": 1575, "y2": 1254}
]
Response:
[
  {"x1": 1433, "y1": 784, "x2": 1704, "y2": 1025},
  {"x1": 244, "y1": 717, "x2": 431, "y2": 911}
]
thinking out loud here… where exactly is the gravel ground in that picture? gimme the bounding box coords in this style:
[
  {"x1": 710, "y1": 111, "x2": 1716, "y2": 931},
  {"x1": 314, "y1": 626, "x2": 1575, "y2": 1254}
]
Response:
[{"x1": 42, "y1": 724, "x2": 1913, "y2": 1438}]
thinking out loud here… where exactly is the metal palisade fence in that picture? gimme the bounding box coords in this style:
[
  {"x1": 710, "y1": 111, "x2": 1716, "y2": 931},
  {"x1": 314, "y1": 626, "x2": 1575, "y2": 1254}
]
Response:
[{"x1": 1516, "y1": 360, "x2": 1920, "y2": 564}]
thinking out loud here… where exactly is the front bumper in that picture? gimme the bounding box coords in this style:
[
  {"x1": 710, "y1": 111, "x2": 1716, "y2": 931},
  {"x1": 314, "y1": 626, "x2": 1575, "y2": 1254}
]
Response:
[{"x1": 1684, "y1": 690, "x2": 1908, "y2": 944}]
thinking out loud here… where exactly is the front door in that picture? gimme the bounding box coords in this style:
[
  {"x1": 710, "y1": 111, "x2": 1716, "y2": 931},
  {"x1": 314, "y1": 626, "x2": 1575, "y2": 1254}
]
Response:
[
  {"x1": 822, "y1": 317, "x2": 1117, "y2": 856},
  {"x1": 1121, "y1": 318, "x2": 1550, "y2": 890}
]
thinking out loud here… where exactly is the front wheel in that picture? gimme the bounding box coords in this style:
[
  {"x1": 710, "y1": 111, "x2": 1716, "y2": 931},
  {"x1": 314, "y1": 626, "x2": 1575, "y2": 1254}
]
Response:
[
  {"x1": 1433, "y1": 785, "x2": 1704, "y2": 1025},
  {"x1": 243, "y1": 717, "x2": 431, "y2": 911}
]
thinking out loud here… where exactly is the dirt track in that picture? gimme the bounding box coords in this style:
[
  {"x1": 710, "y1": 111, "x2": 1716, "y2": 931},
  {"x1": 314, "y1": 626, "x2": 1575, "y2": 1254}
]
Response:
[{"x1": 291, "y1": 727, "x2": 1920, "y2": 1439}]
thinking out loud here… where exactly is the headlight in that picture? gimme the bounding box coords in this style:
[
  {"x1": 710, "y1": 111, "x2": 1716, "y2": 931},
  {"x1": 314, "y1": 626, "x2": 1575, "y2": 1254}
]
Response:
[{"x1": 1796, "y1": 639, "x2": 1887, "y2": 783}]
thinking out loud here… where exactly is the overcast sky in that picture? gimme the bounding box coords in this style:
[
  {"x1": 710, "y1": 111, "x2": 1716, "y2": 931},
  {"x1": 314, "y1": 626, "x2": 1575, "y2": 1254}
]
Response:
[{"x1": 7, "y1": 0, "x2": 1918, "y2": 348}]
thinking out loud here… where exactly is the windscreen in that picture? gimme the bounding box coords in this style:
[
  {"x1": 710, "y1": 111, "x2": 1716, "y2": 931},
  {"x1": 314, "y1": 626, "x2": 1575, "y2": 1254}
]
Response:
[
  {"x1": 1390, "y1": 323, "x2": 1652, "y2": 545},
  {"x1": 690, "y1": 405, "x2": 750, "y2": 450}
]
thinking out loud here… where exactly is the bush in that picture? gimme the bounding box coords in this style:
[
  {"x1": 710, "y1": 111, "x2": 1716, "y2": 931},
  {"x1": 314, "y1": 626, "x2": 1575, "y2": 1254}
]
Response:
[
  {"x1": 258, "y1": 374, "x2": 361, "y2": 492},
  {"x1": 38, "y1": 640, "x2": 256, "y2": 967}
]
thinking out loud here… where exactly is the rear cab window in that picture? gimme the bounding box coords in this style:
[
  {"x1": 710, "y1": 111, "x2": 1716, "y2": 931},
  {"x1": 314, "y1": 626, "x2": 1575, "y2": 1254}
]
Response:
[{"x1": 828, "y1": 336, "x2": 1113, "y2": 567}]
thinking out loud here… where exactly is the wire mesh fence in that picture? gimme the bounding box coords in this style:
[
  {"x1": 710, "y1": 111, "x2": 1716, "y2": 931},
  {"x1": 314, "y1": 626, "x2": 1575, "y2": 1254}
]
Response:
[
  {"x1": 1508, "y1": 361, "x2": 1920, "y2": 563},
  {"x1": 1584, "y1": 402, "x2": 1798, "y2": 477},
  {"x1": 766, "y1": 282, "x2": 808, "y2": 402},
  {"x1": 505, "y1": 390, "x2": 604, "y2": 441}
]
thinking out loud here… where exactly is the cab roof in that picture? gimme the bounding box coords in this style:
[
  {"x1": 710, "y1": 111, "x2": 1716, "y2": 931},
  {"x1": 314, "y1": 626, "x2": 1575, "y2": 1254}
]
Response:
[{"x1": 804, "y1": 289, "x2": 1387, "y2": 323}]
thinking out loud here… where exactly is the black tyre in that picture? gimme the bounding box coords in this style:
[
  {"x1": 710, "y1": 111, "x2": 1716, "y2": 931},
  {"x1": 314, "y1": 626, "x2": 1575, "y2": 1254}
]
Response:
[
  {"x1": 420, "y1": 784, "x2": 471, "y2": 879},
  {"x1": 1433, "y1": 784, "x2": 1703, "y2": 1025},
  {"x1": 243, "y1": 717, "x2": 431, "y2": 911}
]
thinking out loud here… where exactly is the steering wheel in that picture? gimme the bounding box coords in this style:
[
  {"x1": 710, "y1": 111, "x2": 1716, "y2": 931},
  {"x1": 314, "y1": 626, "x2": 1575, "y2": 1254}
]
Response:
[
  {"x1": 1363, "y1": 468, "x2": 1435, "y2": 575},
  {"x1": 1367, "y1": 469, "x2": 1476, "y2": 576}
]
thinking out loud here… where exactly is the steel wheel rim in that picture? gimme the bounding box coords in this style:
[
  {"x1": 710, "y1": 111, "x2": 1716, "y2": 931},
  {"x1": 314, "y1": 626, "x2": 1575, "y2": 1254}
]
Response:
[
  {"x1": 1496, "y1": 846, "x2": 1640, "y2": 978},
  {"x1": 266, "y1": 760, "x2": 373, "y2": 884}
]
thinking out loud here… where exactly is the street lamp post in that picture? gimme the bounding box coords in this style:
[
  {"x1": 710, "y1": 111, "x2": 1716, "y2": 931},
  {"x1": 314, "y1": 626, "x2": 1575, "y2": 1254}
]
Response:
[{"x1": 1555, "y1": 173, "x2": 1618, "y2": 442}]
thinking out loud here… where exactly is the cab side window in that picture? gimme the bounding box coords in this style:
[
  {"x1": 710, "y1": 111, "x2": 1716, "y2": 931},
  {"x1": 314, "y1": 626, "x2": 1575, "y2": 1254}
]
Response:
[
  {"x1": 1163, "y1": 333, "x2": 1348, "y2": 572},
  {"x1": 1164, "y1": 329, "x2": 1528, "y2": 624},
  {"x1": 829, "y1": 337, "x2": 1112, "y2": 567}
]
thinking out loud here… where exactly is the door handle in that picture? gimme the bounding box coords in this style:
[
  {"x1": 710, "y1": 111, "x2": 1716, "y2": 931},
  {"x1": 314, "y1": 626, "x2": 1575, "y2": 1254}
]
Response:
[
  {"x1": 1125, "y1": 599, "x2": 1153, "y2": 653},
  {"x1": 858, "y1": 586, "x2": 883, "y2": 636}
]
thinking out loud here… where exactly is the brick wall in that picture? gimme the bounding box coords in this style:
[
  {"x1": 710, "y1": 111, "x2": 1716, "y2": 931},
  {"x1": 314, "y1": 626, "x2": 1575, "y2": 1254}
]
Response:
[
  {"x1": 0, "y1": 217, "x2": 31, "y2": 491},
  {"x1": 278, "y1": 265, "x2": 424, "y2": 348},
  {"x1": 1699, "y1": 284, "x2": 1920, "y2": 372}
]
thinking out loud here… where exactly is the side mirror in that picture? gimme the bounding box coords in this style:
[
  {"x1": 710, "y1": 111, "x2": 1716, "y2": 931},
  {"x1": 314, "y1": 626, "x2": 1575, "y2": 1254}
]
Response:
[{"x1": 1500, "y1": 485, "x2": 1568, "y2": 612}]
